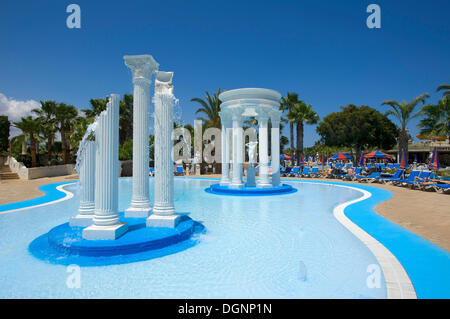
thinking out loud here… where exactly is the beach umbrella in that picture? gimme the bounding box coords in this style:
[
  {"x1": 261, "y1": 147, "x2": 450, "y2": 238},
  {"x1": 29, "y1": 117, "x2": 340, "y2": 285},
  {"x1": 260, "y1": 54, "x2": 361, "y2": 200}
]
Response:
[
  {"x1": 359, "y1": 153, "x2": 365, "y2": 167},
  {"x1": 280, "y1": 154, "x2": 292, "y2": 160},
  {"x1": 430, "y1": 147, "x2": 439, "y2": 170},
  {"x1": 329, "y1": 152, "x2": 352, "y2": 161},
  {"x1": 399, "y1": 149, "x2": 408, "y2": 169},
  {"x1": 299, "y1": 154, "x2": 304, "y2": 166},
  {"x1": 364, "y1": 150, "x2": 392, "y2": 159},
  {"x1": 321, "y1": 154, "x2": 326, "y2": 167}
]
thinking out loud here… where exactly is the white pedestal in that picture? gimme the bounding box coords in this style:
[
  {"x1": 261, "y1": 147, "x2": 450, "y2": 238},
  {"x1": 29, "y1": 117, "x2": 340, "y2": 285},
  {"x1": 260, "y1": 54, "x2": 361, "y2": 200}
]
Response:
[
  {"x1": 146, "y1": 214, "x2": 181, "y2": 228},
  {"x1": 246, "y1": 167, "x2": 256, "y2": 187},
  {"x1": 82, "y1": 223, "x2": 128, "y2": 240},
  {"x1": 125, "y1": 207, "x2": 152, "y2": 218},
  {"x1": 70, "y1": 214, "x2": 94, "y2": 227}
]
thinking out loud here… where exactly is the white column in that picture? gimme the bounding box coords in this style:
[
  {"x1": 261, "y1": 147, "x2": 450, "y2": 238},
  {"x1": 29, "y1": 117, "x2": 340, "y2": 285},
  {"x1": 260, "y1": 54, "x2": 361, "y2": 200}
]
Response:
[
  {"x1": 70, "y1": 141, "x2": 96, "y2": 227},
  {"x1": 147, "y1": 71, "x2": 180, "y2": 228},
  {"x1": 230, "y1": 109, "x2": 244, "y2": 187},
  {"x1": 124, "y1": 55, "x2": 159, "y2": 218},
  {"x1": 219, "y1": 111, "x2": 231, "y2": 185},
  {"x1": 83, "y1": 94, "x2": 128, "y2": 240},
  {"x1": 271, "y1": 111, "x2": 282, "y2": 187},
  {"x1": 257, "y1": 114, "x2": 271, "y2": 187}
]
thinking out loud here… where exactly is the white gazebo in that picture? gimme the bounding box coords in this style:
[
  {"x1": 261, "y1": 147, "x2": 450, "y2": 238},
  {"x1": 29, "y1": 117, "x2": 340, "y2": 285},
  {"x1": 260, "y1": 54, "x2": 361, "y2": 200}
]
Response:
[{"x1": 218, "y1": 88, "x2": 282, "y2": 188}]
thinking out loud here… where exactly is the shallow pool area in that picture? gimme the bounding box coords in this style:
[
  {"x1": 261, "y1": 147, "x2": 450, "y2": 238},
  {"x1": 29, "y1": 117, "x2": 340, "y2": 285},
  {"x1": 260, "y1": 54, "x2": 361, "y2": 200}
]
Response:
[{"x1": 0, "y1": 178, "x2": 448, "y2": 298}]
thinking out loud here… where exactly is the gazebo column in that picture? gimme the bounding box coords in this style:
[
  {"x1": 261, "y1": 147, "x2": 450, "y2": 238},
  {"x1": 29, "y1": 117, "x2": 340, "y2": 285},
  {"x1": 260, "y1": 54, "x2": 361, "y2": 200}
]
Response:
[
  {"x1": 147, "y1": 71, "x2": 180, "y2": 228},
  {"x1": 83, "y1": 95, "x2": 127, "y2": 240},
  {"x1": 219, "y1": 111, "x2": 231, "y2": 185},
  {"x1": 257, "y1": 114, "x2": 271, "y2": 187},
  {"x1": 70, "y1": 141, "x2": 96, "y2": 227},
  {"x1": 230, "y1": 109, "x2": 244, "y2": 187},
  {"x1": 124, "y1": 55, "x2": 159, "y2": 218},
  {"x1": 271, "y1": 111, "x2": 282, "y2": 187}
]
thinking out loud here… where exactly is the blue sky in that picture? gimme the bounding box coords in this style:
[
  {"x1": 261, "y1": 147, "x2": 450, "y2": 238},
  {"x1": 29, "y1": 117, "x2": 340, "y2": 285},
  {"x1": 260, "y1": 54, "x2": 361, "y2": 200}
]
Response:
[{"x1": 0, "y1": 0, "x2": 449, "y2": 145}]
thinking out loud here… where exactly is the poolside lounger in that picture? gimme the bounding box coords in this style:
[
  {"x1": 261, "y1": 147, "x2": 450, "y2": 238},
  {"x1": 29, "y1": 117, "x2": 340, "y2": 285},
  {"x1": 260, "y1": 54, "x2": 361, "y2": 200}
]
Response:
[
  {"x1": 309, "y1": 167, "x2": 320, "y2": 177},
  {"x1": 392, "y1": 170, "x2": 420, "y2": 186},
  {"x1": 357, "y1": 172, "x2": 381, "y2": 183},
  {"x1": 388, "y1": 163, "x2": 394, "y2": 169},
  {"x1": 377, "y1": 169, "x2": 404, "y2": 184},
  {"x1": 394, "y1": 163, "x2": 400, "y2": 169},
  {"x1": 432, "y1": 184, "x2": 450, "y2": 194},
  {"x1": 175, "y1": 166, "x2": 184, "y2": 176},
  {"x1": 409, "y1": 171, "x2": 432, "y2": 189},
  {"x1": 300, "y1": 167, "x2": 310, "y2": 177},
  {"x1": 290, "y1": 166, "x2": 300, "y2": 177},
  {"x1": 366, "y1": 163, "x2": 372, "y2": 169},
  {"x1": 379, "y1": 163, "x2": 386, "y2": 170},
  {"x1": 282, "y1": 167, "x2": 292, "y2": 176},
  {"x1": 342, "y1": 167, "x2": 362, "y2": 180}
]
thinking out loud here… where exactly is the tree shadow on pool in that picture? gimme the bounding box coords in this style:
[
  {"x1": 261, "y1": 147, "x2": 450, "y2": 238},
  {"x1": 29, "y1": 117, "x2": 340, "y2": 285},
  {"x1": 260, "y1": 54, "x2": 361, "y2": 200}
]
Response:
[{"x1": 28, "y1": 216, "x2": 206, "y2": 267}]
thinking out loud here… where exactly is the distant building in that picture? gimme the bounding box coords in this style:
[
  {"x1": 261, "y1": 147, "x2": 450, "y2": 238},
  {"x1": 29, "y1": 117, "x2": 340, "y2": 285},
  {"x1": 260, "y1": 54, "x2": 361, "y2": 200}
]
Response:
[{"x1": 385, "y1": 140, "x2": 450, "y2": 167}]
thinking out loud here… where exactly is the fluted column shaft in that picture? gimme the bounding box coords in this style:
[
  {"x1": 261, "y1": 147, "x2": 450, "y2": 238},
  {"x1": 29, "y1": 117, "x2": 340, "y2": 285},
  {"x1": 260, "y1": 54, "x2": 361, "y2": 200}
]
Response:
[
  {"x1": 78, "y1": 141, "x2": 96, "y2": 214},
  {"x1": 152, "y1": 93, "x2": 175, "y2": 215},
  {"x1": 124, "y1": 55, "x2": 159, "y2": 217},
  {"x1": 130, "y1": 78, "x2": 151, "y2": 209},
  {"x1": 93, "y1": 94, "x2": 120, "y2": 226},
  {"x1": 271, "y1": 116, "x2": 281, "y2": 187},
  {"x1": 231, "y1": 114, "x2": 243, "y2": 187},
  {"x1": 220, "y1": 112, "x2": 231, "y2": 185},
  {"x1": 257, "y1": 115, "x2": 271, "y2": 187}
]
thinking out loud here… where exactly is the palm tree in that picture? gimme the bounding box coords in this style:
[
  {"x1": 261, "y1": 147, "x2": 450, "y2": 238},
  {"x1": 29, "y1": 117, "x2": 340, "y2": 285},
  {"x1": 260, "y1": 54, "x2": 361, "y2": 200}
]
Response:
[
  {"x1": 191, "y1": 88, "x2": 222, "y2": 128},
  {"x1": 418, "y1": 96, "x2": 450, "y2": 142},
  {"x1": 280, "y1": 92, "x2": 302, "y2": 152},
  {"x1": 382, "y1": 93, "x2": 429, "y2": 157},
  {"x1": 119, "y1": 94, "x2": 133, "y2": 144},
  {"x1": 82, "y1": 97, "x2": 108, "y2": 118},
  {"x1": 32, "y1": 100, "x2": 57, "y2": 164},
  {"x1": 55, "y1": 103, "x2": 78, "y2": 164},
  {"x1": 13, "y1": 116, "x2": 42, "y2": 167},
  {"x1": 437, "y1": 84, "x2": 450, "y2": 97},
  {"x1": 287, "y1": 102, "x2": 319, "y2": 161}
]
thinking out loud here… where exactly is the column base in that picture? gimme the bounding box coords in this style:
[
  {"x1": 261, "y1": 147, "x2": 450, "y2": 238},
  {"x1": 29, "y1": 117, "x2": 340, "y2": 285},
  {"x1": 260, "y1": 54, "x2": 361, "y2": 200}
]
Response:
[
  {"x1": 220, "y1": 178, "x2": 231, "y2": 186},
  {"x1": 125, "y1": 206, "x2": 152, "y2": 218},
  {"x1": 272, "y1": 174, "x2": 281, "y2": 187},
  {"x1": 146, "y1": 214, "x2": 181, "y2": 228},
  {"x1": 82, "y1": 222, "x2": 128, "y2": 240},
  {"x1": 257, "y1": 180, "x2": 272, "y2": 188},
  {"x1": 246, "y1": 167, "x2": 256, "y2": 187},
  {"x1": 70, "y1": 214, "x2": 94, "y2": 227}
]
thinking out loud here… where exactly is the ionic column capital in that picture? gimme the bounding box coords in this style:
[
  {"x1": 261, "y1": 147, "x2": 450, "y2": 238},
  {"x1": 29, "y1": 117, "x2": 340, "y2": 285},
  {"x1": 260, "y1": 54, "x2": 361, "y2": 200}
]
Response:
[{"x1": 124, "y1": 54, "x2": 159, "y2": 85}]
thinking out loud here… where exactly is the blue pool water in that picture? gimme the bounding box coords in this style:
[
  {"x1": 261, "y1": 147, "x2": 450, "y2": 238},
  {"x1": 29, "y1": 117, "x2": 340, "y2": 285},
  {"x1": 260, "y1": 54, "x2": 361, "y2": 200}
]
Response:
[{"x1": 0, "y1": 178, "x2": 390, "y2": 298}]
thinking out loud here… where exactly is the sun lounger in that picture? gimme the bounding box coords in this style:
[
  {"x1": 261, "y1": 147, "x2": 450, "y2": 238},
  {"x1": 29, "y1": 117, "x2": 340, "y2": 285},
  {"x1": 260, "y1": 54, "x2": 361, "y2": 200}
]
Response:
[
  {"x1": 408, "y1": 171, "x2": 432, "y2": 189},
  {"x1": 300, "y1": 167, "x2": 310, "y2": 177},
  {"x1": 174, "y1": 166, "x2": 184, "y2": 176},
  {"x1": 392, "y1": 170, "x2": 420, "y2": 186},
  {"x1": 377, "y1": 169, "x2": 404, "y2": 184},
  {"x1": 388, "y1": 163, "x2": 394, "y2": 169},
  {"x1": 432, "y1": 184, "x2": 450, "y2": 194},
  {"x1": 282, "y1": 167, "x2": 292, "y2": 176},
  {"x1": 394, "y1": 163, "x2": 400, "y2": 169},
  {"x1": 342, "y1": 167, "x2": 362, "y2": 180},
  {"x1": 309, "y1": 167, "x2": 320, "y2": 177},
  {"x1": 290, "y1": 166, "x2": 300, "y2": 177},
  {"x1": 357, "y1": 172, "x2": 381, "y2": 183}
]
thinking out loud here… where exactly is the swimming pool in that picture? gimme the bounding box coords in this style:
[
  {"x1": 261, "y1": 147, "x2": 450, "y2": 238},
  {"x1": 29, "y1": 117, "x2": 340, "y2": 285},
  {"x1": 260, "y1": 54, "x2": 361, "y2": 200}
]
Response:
[{"x1": 0, "y1": 178, "x2": 448, "y2": 298}]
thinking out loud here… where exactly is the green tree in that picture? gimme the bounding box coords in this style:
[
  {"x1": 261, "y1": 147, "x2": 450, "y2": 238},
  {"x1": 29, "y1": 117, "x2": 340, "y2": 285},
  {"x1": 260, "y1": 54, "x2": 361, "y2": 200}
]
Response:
[
  {"x1": 191, "y1": 88, "x2": 222, "y2": 128},
  {"x1": 316, "y1": 104, "x2": 398, "y2": 161},
  {"x1": 0, "y1": 116, "x2": 10, "y2": 153},
  {"x1": 280, "y1": 92, "x2": 301, "y2": 150},
  {"x1": 32, "y1": 100, "x2": 58, "y2": 164},
  {"x1": 119, "y1": 94, "x2": 133, "y2": 144},
  {"x1": 287, "y1": 101, "x2": 319, "y2": 161},
  {"x1": 437, "y1": 84, "x2": 450, "y2": 97},
  {"x1": 55, "y1": 103, "x2": 78, "y2": 164},
  {"x1": 418, "y1": 96, "x2": 450, "y2": 142},
  {"x1": 13, "y1": 116, "x2": 42, "y2": 167},
  {"x1": 381, "y1": 93, "x2": 429, "y2": 156}
]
